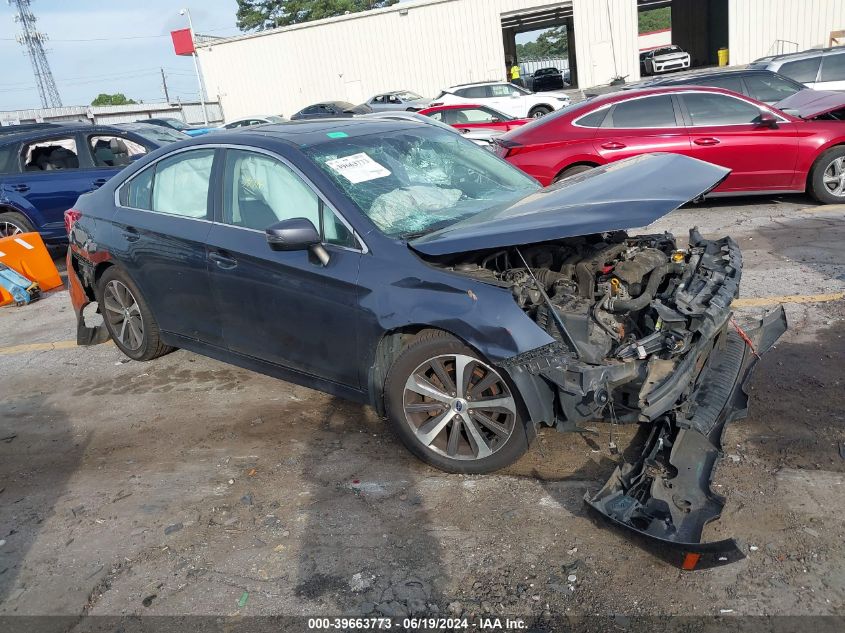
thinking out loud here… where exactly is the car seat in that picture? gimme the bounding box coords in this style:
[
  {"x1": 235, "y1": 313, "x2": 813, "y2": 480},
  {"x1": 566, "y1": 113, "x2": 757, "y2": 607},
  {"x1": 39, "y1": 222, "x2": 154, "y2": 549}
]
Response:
[{"x1": 93, "y1": 139, "x2": 116, "y2": 166}]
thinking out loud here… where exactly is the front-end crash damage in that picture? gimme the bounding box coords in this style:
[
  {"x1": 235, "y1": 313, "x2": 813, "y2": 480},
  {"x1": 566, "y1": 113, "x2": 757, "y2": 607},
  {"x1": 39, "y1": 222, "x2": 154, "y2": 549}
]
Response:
[{"x1": 423, "y1": 226, "x2": 785, "y2": 567}]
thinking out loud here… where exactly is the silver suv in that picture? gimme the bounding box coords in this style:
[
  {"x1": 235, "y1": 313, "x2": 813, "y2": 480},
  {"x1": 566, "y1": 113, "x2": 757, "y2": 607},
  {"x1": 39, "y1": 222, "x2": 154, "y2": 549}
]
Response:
[{"x1": 750, "y1": 46, "x2": 845, "y2": 91}]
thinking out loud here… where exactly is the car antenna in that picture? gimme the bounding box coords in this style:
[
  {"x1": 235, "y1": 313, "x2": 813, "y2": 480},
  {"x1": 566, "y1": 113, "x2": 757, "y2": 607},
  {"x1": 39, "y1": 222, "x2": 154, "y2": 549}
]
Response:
[{"x1": 514, "y1": 247, "x2": 581, "y2": 358}]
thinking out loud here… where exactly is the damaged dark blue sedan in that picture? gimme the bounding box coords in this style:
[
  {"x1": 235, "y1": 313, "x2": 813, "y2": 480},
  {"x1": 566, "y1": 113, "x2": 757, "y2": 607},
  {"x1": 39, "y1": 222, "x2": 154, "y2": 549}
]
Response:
[{"x1": 66, "y1": 118, "x2": 786, "y2": 567}]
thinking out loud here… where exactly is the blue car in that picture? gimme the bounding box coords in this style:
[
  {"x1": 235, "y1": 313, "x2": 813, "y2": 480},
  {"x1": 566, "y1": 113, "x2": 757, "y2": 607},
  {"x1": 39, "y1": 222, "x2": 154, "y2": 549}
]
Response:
[
  {"x1": 66, "y1": 119, "x2": 785, "y2": 564},
  {"x1": 0, "y1": 122, "x2": 179, "y2": 243}
]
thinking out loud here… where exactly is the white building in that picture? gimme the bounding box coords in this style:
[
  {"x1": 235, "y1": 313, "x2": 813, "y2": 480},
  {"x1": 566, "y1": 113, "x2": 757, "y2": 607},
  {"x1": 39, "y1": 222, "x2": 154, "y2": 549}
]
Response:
[{"x1": 196, "y1": 0, "x2": 845, "y2": 121}]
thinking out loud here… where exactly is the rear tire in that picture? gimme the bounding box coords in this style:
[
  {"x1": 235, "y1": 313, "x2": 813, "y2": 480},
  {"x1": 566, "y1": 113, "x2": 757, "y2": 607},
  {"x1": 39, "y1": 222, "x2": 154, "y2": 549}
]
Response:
[
  {"x1": 529, "y1": 106, "x2": 552, "y2": 118},
  {"x1": 0, "y1": 211, "x2": 35, "y2": 238},
  {"x1": 553, "y1": 164, "x2": 595, "y2": 183},
  {"x1": 384, "y1": 330, "x2": 530, "y2": 474},
  {"x1": 96, "y1": 267, "x2": 173, "y2": 361},
  {"x1": 808, "y1": 146, "x2": 845, "y2": 204}
]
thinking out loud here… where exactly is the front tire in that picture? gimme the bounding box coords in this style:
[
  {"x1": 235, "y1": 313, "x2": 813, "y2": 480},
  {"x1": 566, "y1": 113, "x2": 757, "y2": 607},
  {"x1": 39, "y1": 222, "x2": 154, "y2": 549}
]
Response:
[
  {"x1": 384, "y1": 331, "x2": 529, "y2": 474},
  {"x1": 809, "y1": 146, "x2": 845, "y2": 204},
  {"x1": 96, "y1": 267, "x2": 173, "y2": 361},
  {"x1": 529, "y1": 105, "x2": 552, "y2": 118}
]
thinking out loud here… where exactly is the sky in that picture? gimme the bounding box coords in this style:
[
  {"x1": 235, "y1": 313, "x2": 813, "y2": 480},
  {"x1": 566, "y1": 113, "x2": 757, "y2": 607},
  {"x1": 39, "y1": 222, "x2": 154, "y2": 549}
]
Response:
[
  {"x1": 0, "y1": 0, "x2": 538, "y2": 112},
  {"x1": 0, "y1": 0, "x2": 241, "y2": 111}
]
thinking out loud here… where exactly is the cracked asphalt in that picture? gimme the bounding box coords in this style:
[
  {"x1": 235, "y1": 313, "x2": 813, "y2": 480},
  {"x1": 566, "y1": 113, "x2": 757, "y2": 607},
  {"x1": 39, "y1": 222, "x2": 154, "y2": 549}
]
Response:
[{"x1": 0, "y1": 195, "x2": 843, "y2": 626}]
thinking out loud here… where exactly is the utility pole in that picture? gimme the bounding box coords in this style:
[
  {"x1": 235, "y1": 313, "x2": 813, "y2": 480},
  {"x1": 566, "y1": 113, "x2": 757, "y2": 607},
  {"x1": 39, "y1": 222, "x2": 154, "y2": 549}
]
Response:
[
  {"x1": 179, "y1": 7, "x2": 209, "y2": 125},
  {"x1": 10, "y1": 0, "x2": 62, "y2": 108},
  {"x1": 160, "y1": 68, "x2": 170, "y2": 103}
]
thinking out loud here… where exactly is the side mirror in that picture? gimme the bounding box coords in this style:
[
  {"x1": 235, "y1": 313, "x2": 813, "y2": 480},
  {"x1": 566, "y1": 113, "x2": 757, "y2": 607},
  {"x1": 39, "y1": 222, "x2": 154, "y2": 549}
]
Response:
[
  {"x1": 512, "y1": 91, "x2": 521, "y2": 98},
  {"x1": 490, "y1": 117, "x2": 501, "y2": 123},
  {"x1": 265, "y1": 217, "x2": 330, "y2": 265},
  {"x1": 756, "y1": 110, "x2": 779, "y2": 129}
]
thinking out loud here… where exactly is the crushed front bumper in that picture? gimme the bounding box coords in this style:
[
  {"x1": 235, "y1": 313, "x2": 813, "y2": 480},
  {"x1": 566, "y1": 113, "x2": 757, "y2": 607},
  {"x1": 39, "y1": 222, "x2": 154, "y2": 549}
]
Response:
[{"x1": 584, "y1": 306, "x2": 787, "y2": 569}]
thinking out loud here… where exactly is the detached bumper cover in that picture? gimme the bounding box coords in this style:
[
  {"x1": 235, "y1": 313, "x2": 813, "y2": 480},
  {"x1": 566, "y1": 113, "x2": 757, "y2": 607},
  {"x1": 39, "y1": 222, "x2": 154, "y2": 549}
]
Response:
[
  {"x1": 584, "y1": 306, "x2": 787, "y2": 568},
  {"x1": 66, "y1": 249, "x2": 110, "y2": 346}
]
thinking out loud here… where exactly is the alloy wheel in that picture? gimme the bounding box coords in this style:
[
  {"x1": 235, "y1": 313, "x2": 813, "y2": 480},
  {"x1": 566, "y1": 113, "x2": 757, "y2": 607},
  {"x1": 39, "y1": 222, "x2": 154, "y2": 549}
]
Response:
[
  {"x1": 402, "y1": 354, "x2": 517, "y2": 461},
  {"x1": 102, "y1": 280, "x2": 144, "y2": 351},
  {"x1": 0, "y1": 221, "x2": 24, "y2": 238},
  {"x1": 822, "y1": 156, "x2": 845, "y2": 197}
]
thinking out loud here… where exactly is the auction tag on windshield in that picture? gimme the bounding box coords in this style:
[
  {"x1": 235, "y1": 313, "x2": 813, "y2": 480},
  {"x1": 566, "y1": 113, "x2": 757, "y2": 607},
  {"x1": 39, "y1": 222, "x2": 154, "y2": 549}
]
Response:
[{"x1": 325, "y1": 152, "x2": 391, "y2": 184}]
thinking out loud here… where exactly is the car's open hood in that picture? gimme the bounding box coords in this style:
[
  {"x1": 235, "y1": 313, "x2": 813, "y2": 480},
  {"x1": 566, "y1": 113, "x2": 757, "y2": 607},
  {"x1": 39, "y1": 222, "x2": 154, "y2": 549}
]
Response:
[
  {"x1": 409, "y1": 153, "x2": 730, "y2": 256},
  {"x1": 775, "y1": 89, "x2": 845, "y2": 119}
]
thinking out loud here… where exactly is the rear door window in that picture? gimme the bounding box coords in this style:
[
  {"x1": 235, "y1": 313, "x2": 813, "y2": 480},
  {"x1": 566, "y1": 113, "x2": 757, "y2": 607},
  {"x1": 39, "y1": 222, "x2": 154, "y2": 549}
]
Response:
[
  {"x1": 609, "y1": 95, "x2": 678, "y2": 128},
  {"x1": 456, "y1": 86, "x2": 490, "y2": 99},
  {"x1": 820, "y1": 52, "x2": 845, "y2": 82},
  {"x1": 89, "y1": 135, "x2": 147, "y2": 167},
  {"x1": 778, "y1": 57, "x2": 822, "y2": 83},
  {"x1": 21, "y1": 137, "x2": 80, "y2": 171},
  {"x1": 151, "y1": 149, "x2": 215, "y2": 219},
  {"x1": 682, "y1": 93, "x2": 763, "y2": 126}
]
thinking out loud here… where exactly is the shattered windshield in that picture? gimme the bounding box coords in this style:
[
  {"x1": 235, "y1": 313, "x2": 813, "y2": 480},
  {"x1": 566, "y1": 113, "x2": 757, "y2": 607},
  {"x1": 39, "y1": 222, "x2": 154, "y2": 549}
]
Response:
[{"x1": 303, "y1": 126, "x2": 539, "y2": 238}]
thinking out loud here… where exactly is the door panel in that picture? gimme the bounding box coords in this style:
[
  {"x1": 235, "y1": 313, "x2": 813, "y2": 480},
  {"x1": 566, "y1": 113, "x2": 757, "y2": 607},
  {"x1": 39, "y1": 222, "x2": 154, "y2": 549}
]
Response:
[
  {"x1": 110, "y1": 147, "x2": 221, "y2": 344},
  {"x1": 207, "y1": 148, "x2": 363, "y2": 388},
  {"x1": 679, "y1": 92, "x2": 798, "y2": 191},
  {"x1": 206, "y1": 226, "x2": 362, "y2": 387},
  {"x1": 593, "y1": 95, "x2": 691, "y2": 164},
  {"x1": 111, "y1": 208, "x2": 219, "y2": 344}
]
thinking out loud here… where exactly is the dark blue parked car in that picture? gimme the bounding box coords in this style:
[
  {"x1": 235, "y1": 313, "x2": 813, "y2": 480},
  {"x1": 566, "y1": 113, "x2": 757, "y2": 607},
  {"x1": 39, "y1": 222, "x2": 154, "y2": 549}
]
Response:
[
  {"x1": 0, "y1": 122, "x2": 179, "y2": 242},
  {"x1": 66, "y1": 119, "x2": 785, "y2": 564}
]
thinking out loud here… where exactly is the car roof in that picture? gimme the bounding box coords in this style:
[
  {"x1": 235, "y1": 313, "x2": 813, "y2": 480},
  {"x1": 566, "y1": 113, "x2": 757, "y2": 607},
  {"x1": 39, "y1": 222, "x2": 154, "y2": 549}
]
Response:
[
  {"x1": 754, "y1": 45, "x2": 845, "y2": 64},
  {"x1": 423, "y1": 103, "x2": 486, "y2": 110},
  {"x1": 445, "y1": 80, "x2": 508, "y2": 89},
  {"x1": 579, "y1": 85, "x2": 767, "y2": 107},
  {"x1": 178, "y1": 118, "x2": 429, "y2": 148},
  {"x1": 636, "y1": 67, "x2": 793, "y2": 86},
  {"x1": 0, "y1": 121, "x2": 136, "y2": 145}
]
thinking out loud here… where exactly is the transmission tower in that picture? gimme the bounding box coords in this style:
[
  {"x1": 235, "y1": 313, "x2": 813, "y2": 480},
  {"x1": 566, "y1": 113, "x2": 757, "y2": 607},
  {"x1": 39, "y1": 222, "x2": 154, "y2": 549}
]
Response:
[{"x1": 10, "y1": 0, "x2": 62, "y2": 108}]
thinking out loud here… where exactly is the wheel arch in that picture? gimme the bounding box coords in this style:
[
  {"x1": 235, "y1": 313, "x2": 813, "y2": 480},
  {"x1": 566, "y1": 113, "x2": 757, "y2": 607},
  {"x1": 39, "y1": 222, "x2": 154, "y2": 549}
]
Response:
[
  {"x1": 554, "y1": 160, "x2": 601, "y2": 181},
  {"x1": 806, "y1": 142, "x2": 845, "y2": 191},
  {"x1": 367, "y1": 325, "x2": 552, "y2": 440}
]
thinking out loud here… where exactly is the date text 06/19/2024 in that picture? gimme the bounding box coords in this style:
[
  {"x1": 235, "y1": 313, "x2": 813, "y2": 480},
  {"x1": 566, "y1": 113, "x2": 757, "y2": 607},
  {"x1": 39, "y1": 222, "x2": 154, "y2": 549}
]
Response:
[{"x1": 306, "y1": 617, "x2": 528, "y2": 630}]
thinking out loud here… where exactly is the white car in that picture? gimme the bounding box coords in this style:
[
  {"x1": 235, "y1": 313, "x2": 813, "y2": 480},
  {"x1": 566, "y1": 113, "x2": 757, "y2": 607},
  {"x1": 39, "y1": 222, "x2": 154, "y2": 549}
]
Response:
[
  {"x1": 433, "y1": 81, "x2": 570, "y2": 118},
  {"x1": 640, "y1": 45, "x2": 691, "y2": 75}
]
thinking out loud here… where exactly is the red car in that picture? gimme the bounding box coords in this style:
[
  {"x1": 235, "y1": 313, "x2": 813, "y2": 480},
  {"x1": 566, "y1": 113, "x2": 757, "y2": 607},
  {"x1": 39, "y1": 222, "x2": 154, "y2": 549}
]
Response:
[
  {"x1": 495, "y1": 85, "x2": 845, "y2": 204},
  {"x1": 417, "y1": 104, "x2": 532, "y2": 134}
]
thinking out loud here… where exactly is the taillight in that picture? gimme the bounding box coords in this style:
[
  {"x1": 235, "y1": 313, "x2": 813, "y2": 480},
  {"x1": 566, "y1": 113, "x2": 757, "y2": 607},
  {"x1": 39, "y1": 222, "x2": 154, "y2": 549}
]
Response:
[{"x1": 64, "y1": 209, "x2": 81, "y2": 236}]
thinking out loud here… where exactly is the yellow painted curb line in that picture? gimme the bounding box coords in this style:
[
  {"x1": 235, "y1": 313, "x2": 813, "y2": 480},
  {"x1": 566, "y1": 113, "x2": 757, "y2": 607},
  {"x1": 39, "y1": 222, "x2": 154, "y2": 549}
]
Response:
[
  {"x1": 0, "y1": 340, "x2": 112, "y2": 356},
  {"x1": 733, "y1": 292, "x2": 845, "y2": 308}
]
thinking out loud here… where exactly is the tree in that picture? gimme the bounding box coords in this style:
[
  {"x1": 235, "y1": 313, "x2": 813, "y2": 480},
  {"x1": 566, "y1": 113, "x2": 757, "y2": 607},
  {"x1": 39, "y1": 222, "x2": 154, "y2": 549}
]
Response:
[
  {"x1": 91, "y1": 93, "x2": 137, "y2": 106},
  {"x1": 638, "y1": 7, "x2": 671, "y2": 33},
  {"x1": 236, "y1": 0, "x2": 399, "y2": 31},
  {"x1": 516, "y1": 26, "x2": 567, "y2": 60}
]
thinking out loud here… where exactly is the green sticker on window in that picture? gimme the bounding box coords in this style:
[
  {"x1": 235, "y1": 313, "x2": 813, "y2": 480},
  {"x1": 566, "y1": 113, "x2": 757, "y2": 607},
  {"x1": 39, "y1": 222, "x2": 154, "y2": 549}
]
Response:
[{"x1": 326, "y1": 132, "x2": 349, "y2": 138}]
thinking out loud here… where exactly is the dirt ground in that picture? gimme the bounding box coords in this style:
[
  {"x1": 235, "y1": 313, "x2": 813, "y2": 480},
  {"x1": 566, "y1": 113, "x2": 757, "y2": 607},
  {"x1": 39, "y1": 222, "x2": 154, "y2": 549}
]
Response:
[{"x1": 1, "y1": 195, "x2": 844, "y2": 630}]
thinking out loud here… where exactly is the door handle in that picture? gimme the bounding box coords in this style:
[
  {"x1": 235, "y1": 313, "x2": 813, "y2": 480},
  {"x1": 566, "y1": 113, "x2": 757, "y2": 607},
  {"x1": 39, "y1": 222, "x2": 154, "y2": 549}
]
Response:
[
  {"x1": 91, "y1": 178, "x2": 109, "y2": 189},
  {"x1": 8, "y1": 183, "x2": 30, "y2": 193},
  {"x1": 694, "y1": 137, "x2": 720, "y2": 146},
  {"x1": 208, "y1": 251, "x2": 238, "y2": 269},
  {"x1": 121, "y1": 227, "x2": 140, "y2": 243},
  {"x1": 601, "y1": 141, "x2": 627, "y2": 150}
]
